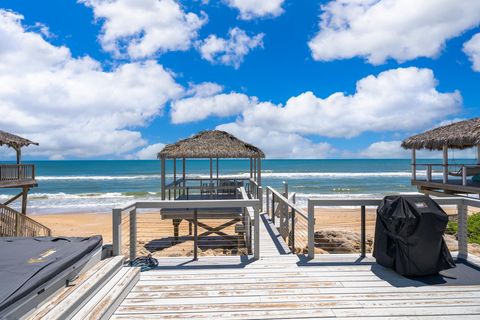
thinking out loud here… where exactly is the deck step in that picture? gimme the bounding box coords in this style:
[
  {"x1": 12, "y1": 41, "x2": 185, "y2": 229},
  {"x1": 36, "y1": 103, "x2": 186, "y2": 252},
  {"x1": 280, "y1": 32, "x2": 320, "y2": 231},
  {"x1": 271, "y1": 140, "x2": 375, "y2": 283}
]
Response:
[
  {"x1": 26, "y1": 256, "x2": 124, "y2": 320},
  {"x1": 71, "y1": 266, "x2": 140, "y2": 320}
]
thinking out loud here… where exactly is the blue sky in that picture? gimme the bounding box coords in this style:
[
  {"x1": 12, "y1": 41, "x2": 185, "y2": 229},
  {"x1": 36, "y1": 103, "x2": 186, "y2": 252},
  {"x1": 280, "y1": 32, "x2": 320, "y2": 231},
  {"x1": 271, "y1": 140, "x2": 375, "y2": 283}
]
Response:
[{"x1": 1, "y1": 0, "x2": 480, "y2": 159}]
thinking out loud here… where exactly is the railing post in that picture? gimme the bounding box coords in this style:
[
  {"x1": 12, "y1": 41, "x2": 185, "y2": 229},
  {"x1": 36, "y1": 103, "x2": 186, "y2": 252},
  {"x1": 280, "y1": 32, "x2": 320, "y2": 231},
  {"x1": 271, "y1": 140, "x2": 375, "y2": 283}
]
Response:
[
  {"x1": 129, "y1": 209, "x2": 137, "y2": 261},
  {"x1": 193, "y1": 209, "x2": 198, "y2": 261},
  {"x1": 308, "y1": 200, "x2": 315, "y2": 259},
  {"x1": 258, "y1": 186, "x2": 263, "y2": 212},
  {"x1": 271, "y1": 193, "x2": 275, "y2": 224},
  {"x1": 457, "y1": 202, "x2": 468, "y2": 260},
  {"x1": 266, "y1": 188, "x2": 270, "y2": 218},
  {"x1": 360, "y1": 205, "x2": 366, "y2": 257},
  {"x1": 254, "y1": 203, "x2": 260, "y2": 260},
  {"x1": 112, "y1": 209, "x2": 122, "y2": 256},
  {"x1": 291, "y1": 208, "x2": 295, "y2": 252}
]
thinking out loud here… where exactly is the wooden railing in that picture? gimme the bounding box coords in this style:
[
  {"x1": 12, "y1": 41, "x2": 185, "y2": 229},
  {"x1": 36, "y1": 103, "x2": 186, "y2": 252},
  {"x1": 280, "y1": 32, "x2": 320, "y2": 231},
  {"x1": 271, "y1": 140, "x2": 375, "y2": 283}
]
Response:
[
  {"x1": 306, "y1": 197, "x2": 476, "y2": 259},
  {"x1": 266, "y1": 183, "x2": 308, "y2": 254},
  {"x1": 164, "y1": 178, "x2": 250, "y2": 200},
  {"x1": 113, "y1": 197, "x2": 260, "y2": 262},
  {"x1": 0, "y1": 164, "x2": 35, "y2": 184},
  {"x1": 412, "y1": 163, "x2": 480, "y2": 186},
  {"x1": 0, "y1": 204, "x2": 51, "y2": 237}
]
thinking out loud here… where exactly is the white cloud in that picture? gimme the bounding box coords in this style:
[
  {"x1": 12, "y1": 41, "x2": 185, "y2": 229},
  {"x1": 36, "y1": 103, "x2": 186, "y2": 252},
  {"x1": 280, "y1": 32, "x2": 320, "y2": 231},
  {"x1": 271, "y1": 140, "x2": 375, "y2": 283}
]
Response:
[
  {"x1": 171, "y1": 83, "x2": 257, "y2": 123},
  {"x1": 464, "y1": 33, "x2": 480, "y2": 72},
  {"x1": 358, "y1": 141, "x2": 408, "y2": 158},
  {"x1": 217, "y1": 123, "x2": 334, "y2": 159},
  {"x1": 0, "y1": 10, "x2": 183, "y2": 159},
  {"x1": 198, "y1": 28, "x2": 264, "y2": 68},
  {"x1": 235, "y1": 67, "x2": 461, "y2": 138},
  {"x1": 309, "y1": 0, "x2": 480, "y2": 64},
  {"x1": 224, "y1": 0, "x2": 284, "y2": 20},
  {"x1": 132, "y1": 142, "x2": 165, "y2": 159},
  {"x1": 80, "y1": 0, "x2": 207, "y2": 59}
]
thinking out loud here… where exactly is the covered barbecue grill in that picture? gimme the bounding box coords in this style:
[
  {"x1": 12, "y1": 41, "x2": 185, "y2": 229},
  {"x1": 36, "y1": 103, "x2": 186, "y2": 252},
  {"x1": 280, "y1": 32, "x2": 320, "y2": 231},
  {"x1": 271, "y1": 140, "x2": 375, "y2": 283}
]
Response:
[{"x1": 373, "y1": 195, "x2": 455, "y2": 276}]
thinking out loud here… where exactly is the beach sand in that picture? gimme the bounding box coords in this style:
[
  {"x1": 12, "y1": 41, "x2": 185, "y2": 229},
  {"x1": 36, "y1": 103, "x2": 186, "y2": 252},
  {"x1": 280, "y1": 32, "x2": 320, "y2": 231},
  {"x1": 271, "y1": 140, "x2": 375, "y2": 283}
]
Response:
[{"x1": 35, "y1": 207, "x2": 476, "y2": 257}]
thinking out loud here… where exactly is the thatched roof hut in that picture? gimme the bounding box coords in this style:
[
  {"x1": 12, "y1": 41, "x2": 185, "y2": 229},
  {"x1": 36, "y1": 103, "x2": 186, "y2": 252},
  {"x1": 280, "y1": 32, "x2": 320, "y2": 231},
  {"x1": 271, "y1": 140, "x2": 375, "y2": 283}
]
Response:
[
  {"x1": 0, "y1": 130, "x2": 38, "y2": 163},
  {"x1": 158, "y1": 130, "x2": 265, "y2": 159},
  {"x1": 402, "y1": 118, "x2": 480, "y2": 151},
  {"x1": 0, "y1": 130, "x2": 38, "y2": 149},
  {"x1": 158, "y1": 130, "x2": 264, "y2": 200}
]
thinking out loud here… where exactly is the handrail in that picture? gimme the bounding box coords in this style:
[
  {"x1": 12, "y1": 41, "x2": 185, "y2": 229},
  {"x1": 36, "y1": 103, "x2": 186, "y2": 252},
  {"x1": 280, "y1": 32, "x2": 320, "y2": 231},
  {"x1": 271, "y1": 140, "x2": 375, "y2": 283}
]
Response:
[
  {"x1": 113, "y1": 198, "x2": 261, "y2": 261},
  {"x1": 0, "y1": 204, "x2": 51, "y2": 237},
  {"x1": 267, "y1": 186, "x2": 307, "y2": 219},
  {"x1": 266, "y1": 185, "x2": 308, "y2": 254},
  {"x1": 307, "y1": 196, "x2": 475, "y2": 259}
]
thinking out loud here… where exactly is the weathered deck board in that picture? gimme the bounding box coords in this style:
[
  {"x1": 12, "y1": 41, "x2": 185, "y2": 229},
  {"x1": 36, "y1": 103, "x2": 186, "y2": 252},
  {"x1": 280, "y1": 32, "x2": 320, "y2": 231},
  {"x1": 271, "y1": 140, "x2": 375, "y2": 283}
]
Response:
[{"x1": 114, "y1": 254, "x2": 480, "y2": 319}]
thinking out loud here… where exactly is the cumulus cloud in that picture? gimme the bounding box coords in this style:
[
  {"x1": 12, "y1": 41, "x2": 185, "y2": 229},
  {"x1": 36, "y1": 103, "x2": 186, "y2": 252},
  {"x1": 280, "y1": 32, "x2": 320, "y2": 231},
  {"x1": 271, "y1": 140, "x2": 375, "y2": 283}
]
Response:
[
  {"x1": 217, "y1": 123, "x2": 334, "y2": 159},
  {"x1": 171, "y1": 83, "x2": 257, "y2": 123},
  {"x1": 80, "y1": 0, "x2": 207, "y2": 59},
  {"x1": 464, "y1": 33, "x2": 480, "y2": 72},
  {"x1": 234, "y1": 68, "x2": 461, "y2": 138},
  {"x1": 198, "y1": 27, "x2": 264, "y2": 68},
  {"x1": 224, "y1": 0, "x2": 284, "y2": 20},
  {"x1": 309, "y1": 0, "x2": 480, "y2": 64},
  {"x1": 358, "y1": 141, "x2": 408, "y2": 158},
  {"x1": 0, "y1": 10, "x2": 182, "y2": 159},
  {"x1": 132, "y1": 143, "x2": 165, "y2": 160}
]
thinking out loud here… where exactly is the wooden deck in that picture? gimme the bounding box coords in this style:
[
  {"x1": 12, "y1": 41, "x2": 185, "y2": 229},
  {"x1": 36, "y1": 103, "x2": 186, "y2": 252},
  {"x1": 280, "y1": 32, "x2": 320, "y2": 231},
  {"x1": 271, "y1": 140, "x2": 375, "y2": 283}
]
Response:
[
  {"x1": 110, "y1": 213, "x2": 480, "y2": 319},
  {"x1": 112, "y1": 254, "x2": 480, "y2": 319},
  {"x1": 413, "y1": 178, "x2": 480, "y2": 194}
]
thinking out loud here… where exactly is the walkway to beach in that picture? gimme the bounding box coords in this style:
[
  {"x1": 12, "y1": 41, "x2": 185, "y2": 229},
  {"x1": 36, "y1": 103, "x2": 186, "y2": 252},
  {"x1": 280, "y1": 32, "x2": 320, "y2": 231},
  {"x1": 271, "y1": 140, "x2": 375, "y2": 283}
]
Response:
[{"x1": 110, "y1": 214, "x2": 480, "y2": 319}]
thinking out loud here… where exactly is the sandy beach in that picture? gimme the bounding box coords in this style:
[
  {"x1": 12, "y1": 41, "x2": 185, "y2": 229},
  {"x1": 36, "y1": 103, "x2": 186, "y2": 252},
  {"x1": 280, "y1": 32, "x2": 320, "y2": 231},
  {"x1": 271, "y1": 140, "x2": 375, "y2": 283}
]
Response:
[{"x1": 34, "y1": 206, "x2": 475, "y2": 258}]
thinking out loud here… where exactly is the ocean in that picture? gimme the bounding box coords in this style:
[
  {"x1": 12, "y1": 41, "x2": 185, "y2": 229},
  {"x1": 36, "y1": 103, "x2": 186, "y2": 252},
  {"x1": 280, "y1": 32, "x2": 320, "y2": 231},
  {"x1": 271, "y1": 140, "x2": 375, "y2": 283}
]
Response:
[{"x1": 0, "y1": 159, "x2": 458, "y2": 214}]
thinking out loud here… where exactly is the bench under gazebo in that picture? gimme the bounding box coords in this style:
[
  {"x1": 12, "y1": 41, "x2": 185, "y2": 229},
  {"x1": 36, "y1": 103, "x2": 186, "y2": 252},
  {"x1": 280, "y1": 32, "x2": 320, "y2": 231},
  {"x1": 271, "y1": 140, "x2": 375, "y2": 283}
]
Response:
[
  {"x1": 153, "y1": 130, "x2": 265, "y2": 257},
  {"x1": 402, "y1": 118, "x2": 480, "y2": 196}
]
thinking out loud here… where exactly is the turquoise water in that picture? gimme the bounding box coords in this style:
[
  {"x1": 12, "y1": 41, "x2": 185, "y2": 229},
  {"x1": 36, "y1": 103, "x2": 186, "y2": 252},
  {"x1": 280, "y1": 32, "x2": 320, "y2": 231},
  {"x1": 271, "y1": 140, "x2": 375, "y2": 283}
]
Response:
[{"x1": 0, "y1": 159, "x2": 460, "y2": 213}]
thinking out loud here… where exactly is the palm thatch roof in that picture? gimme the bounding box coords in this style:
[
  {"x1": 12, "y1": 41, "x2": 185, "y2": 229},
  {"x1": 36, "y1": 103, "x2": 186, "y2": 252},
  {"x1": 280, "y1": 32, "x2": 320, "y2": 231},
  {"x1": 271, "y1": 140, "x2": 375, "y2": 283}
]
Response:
[
  {"x1": 158, "y1": 130, "x2": 265, "y2": 159},
  {"x1": 0, "y1": 130, "x2": 38, "y2": 149},
  {"x1": 402, "y1": 118, "x2": 480, "y2": 150}
]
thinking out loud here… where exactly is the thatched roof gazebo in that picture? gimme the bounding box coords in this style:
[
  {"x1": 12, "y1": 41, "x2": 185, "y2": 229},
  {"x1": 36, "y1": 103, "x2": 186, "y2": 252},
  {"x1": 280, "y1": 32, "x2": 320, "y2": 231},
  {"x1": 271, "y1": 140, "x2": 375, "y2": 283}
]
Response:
[
  {"x1": 0, "y1": 130, "x2": 38, "y2": 163},
  {"x1": 158, "y1": 130, "x2": 265, "y2": 200},
  {"x1": 402, "y1": 118, "x2": 480, "y2": 195}
]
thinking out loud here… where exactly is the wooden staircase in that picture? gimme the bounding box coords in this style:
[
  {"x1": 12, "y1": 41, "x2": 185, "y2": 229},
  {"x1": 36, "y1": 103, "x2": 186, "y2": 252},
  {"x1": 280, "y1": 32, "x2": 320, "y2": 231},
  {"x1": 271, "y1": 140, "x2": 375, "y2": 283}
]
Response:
[
  {"x1": 0, "y1": 204, "x2": 51, "y2": 237},
  {"x1": 26, "y1": 256, "x2": 140, "y2": 320}
]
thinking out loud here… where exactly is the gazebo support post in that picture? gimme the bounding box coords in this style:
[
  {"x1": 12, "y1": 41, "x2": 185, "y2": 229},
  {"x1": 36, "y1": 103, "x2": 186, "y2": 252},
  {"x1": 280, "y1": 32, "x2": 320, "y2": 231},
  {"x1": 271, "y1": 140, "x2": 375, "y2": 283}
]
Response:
[
  {"x1": 209, "y1": 158, "x2": 213, "y2": 198},
  {"x1": 161, "y1": 157, "x2": 166, "y2": 200},
  {"x1": 257, "y1": 157, "x2": 262, "y2": 186},
  {"x1": 182, "y1": 158, "x2": 186, "y2": 196},
  {"x1": 477, "y1": 145, "x2": 480, "y2": 165},
  {"x1": 249, "y1": 158, "x2": 253, "y2": 179},
  {"x1": 216, "y1": 158, "x2": 219, "y2": 193},
  {"x1": 173, "y1": 158, "x2": 176, "y2": 199},
  {"x1": 15, "y1": 148, "x2": 21, "y2": 164},
  {"x1": 442, "y1": 146, "x2": 448, "y2": 184},
  {"x1": 411, "y1": 149, "x2": 416, "y2": 181}
]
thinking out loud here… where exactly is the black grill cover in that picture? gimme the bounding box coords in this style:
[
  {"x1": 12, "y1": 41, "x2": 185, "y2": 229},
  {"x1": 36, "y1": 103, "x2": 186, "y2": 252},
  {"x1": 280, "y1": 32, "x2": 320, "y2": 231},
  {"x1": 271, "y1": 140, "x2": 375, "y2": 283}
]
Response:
[
  {"x1": 0, "y1": 236, "x2": 102, "y2": 314},
  {"x1": 373, "y1": 195, "x2": 455, "y2": 276}
]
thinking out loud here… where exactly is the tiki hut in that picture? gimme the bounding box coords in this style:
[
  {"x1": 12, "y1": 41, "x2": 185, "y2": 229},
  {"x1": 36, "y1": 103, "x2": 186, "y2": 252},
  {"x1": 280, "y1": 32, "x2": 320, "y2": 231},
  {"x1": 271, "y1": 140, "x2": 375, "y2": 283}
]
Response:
[
  {"x1": 158, "y1": 130, "x2": 265, "y2": 200},
  {"x1": 402, "y1": 118, "x2": 480, "y2": 194},
  {"x1": 0, "y1": 130, "x2": 38, "y2": 163}
]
